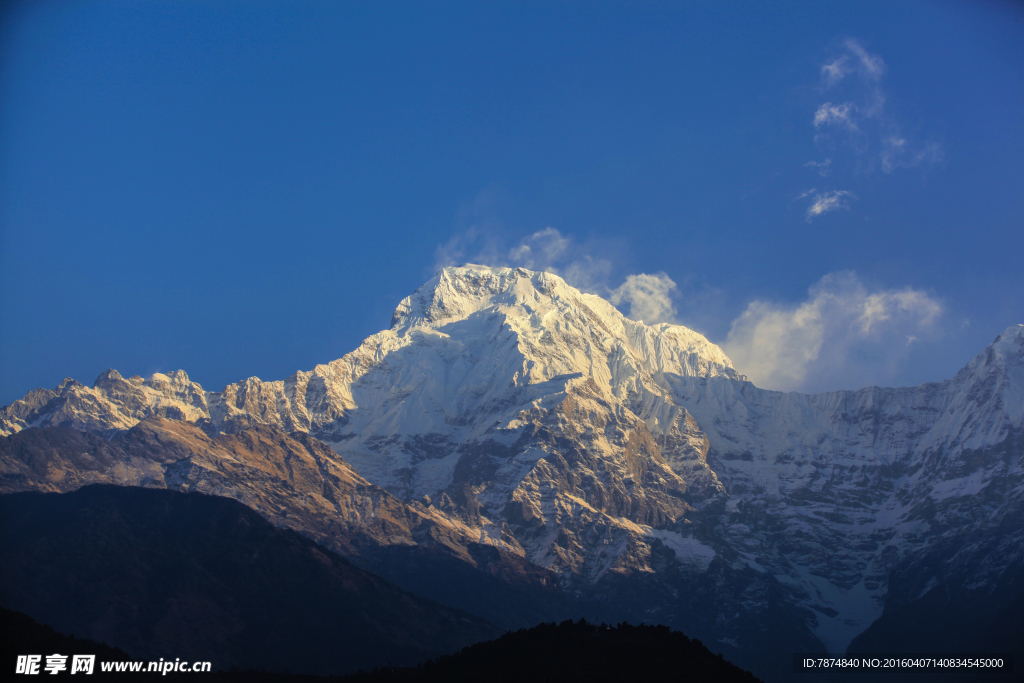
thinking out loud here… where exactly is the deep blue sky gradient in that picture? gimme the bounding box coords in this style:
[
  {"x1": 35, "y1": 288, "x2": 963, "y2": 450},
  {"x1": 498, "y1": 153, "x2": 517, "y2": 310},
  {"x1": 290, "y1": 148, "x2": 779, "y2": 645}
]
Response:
[{"x1": 2, "y1": 0, "x2": 1022, "y2": 403}]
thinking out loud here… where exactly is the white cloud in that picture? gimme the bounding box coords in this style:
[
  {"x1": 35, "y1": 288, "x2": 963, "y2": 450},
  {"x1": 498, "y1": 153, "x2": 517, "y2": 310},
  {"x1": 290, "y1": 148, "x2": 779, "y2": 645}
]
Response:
[
  {"x1": 845, "y1": 38, "x2": 886, "y2": 80},
  {"x1": 821, "y1": 57, "x2": 851, "y2": 86},
  {"x1": 435, "y1": 222, "x2": 617, "y2": 298},
  {"x1": 814, "y1": 102, "x2": 857, "y2": 130},
  {"x1": 804, "y1": 159, "x2": 832, "y2": 177},
  {"x1": 809, "y1": 40, "x2": 940, "y2": 180},
  {"x1": 724, "y1": 299, "x2": 826, "y2": 391},
  {"x1": 507, "y1": 227, "x2": 570, "y2": 271},
  {"x1": 434, "y1": 224, "x2": 500, "y2": 272},
  {"x1": 608, "y1": 273, "x2": 679, "y2": 325},
  {"x1": 881, "y1": 137, "x2": 944, "y2": 173},
  {"x1": 503, "y1": 228, "x2": 616, "y2": 295},
  {"x1": 561, "y1": 255, "x2": 615, "y2": 295},
  {"x1": 820, "y1": 40, "x2": 885, "y2": 86},
  {"x1": 433, "y1": 188, "x2": 506, "y2": 271},
  {"x1": 723, "y1": 272, "x2": 943, "y2": 392},
  {"x1": 863, "y1": 89, "x2": 886, "y2": 119},
  {"x1": 859, "y1": 288, "x2": 941, "y2": 334},
  {"x1": 805, "y1": 190, "x2": 856, "y2": 220},
  {"x1": 509, "y1": 232, "x2": 681, "y2": 325},
  {"x1": 435, "y1": 221, "x2": 685, "y2": 326}
]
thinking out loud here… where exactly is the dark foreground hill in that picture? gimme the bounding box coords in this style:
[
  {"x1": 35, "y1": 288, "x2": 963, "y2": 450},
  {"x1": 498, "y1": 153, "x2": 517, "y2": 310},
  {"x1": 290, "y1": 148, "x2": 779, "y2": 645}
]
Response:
[
  {"x1": 1, "y1": 606, "x2": 132, "y2": 676},
  {"x1": 846, "y1": 560, "x2": 1024, "y2": 683},
  {"x1": 1, "y1": 606, "x2": 761, "y2": 683},
  {"x1": 342, "y1": 619, "x2": 763, "y2": 683},
  {"x1": 0, "y1": 485, "x2": 500, "y2": 675}
]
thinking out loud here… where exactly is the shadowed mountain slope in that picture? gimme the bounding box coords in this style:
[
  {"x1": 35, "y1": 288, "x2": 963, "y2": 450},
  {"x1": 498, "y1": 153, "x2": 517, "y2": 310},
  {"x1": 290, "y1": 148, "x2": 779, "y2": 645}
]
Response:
[
  {"x1": 341, "y1": 619, "x2": 763, "y2": 683},
  {"x1": 0, "y1": 485, "x2": 500, "y2": 675},
  {"x1": 1, "y1": 606, "x2": 133, "y2": 669}
]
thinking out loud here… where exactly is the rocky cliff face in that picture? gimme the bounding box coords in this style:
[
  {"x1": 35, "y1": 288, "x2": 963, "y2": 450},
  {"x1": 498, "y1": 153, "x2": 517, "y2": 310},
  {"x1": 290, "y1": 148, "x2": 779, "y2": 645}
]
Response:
[
  {"x1": 0, "y1": 417, "x2": 569, "y2": 630},
  {"x1": 2, "y1": 265, "x2": 1021, "y2": 668},
  {"x1": 0, "y1": 416, "x2": 510, "y2": 556},
  {"x1": 668, "y1": 325, "x2": 1024, "y2": 651}
]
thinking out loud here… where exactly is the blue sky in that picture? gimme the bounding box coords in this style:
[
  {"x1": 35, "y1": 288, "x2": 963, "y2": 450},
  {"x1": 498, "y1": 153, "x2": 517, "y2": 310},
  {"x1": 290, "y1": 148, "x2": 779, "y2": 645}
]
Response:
[{"x1": 1, "y1": 0, "x2": 1021, "y2": 403}]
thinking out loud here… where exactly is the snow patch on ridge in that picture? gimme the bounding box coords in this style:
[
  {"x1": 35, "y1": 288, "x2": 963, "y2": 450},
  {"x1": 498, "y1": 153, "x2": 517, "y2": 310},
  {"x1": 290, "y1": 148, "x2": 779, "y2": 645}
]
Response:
[{"x1": 646, "y1": 529, "x2": 717, "y2": 570}]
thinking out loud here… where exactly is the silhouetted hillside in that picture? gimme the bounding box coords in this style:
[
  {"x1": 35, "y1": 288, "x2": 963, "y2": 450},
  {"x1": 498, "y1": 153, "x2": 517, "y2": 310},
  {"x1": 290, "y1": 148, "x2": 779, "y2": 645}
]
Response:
[
  {"x1": 341, "y1": 619, "x2": 763, "y2": 682},
  {"x1": 0, "y1": 485, "x2": 500, "y2": 675},
  {"x1": 1, "y1": 606, "x2": 130, "y2": 674},
  {"x1": 1, "y1": 608, "x2": 764, "y2": 683},
  {"x1": 846, "y1": 562, "x2": 1023, "y2": 683}
]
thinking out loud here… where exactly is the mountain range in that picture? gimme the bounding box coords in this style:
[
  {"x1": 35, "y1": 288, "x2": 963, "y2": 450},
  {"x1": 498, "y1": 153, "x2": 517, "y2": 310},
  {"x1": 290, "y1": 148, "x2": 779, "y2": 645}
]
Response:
[{"x1": 2, "y1": 264, "x2": 1021, "y2": 681}]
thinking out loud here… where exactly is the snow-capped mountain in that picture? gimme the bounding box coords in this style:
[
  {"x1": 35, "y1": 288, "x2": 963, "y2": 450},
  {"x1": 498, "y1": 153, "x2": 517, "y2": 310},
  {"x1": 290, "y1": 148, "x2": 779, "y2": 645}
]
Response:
[{"x1": 3, "y1": 265, "x2": 1021, "y2": 667}]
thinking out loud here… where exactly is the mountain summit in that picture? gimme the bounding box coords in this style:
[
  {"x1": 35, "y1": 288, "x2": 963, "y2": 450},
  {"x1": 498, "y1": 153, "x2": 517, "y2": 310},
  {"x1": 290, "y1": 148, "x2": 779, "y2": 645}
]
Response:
[{"x1": 2, "y1": 266, "x2": 1022, "y2": 679}]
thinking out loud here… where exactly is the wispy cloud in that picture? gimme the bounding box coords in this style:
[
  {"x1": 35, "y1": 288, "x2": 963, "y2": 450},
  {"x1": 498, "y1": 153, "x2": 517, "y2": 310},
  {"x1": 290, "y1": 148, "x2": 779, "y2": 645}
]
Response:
[
  {"x1": 858, "y1": 288, "x2": 941, "y2": 334},
  {"x1": 881, "y1": 137, "x2": 944, "y2": 173},
  {"x1": 811, "y1": 40, "x2": 941, "y2": 174},
  {"x1": 844, "y1": 38, "x2": 886, "y2": 80},
  {"x1": 435, "y1": 209, "x2": 948, "y2": 392},
  {"x1": 435, "y1": 220, "x2": 679, "y2": 324},
  {"x1": 608, "y1": 273, "x2": 679, "y2": 325},
  {"x1": 804, "y1": 159, "x2": 832, "y2": 177},
  {"x1": 433, "y1": 188, "x2": 507, "y2": 272},
  {"x1": 799, "y1": 39, "x2": 942, "y2": 219},
  {"x1": 813, "y1": 102, "x2": 857, "y2": 130},
  {"x1": 820, "y1": 57, "x2": 851, "y2": 87},
  {"x1": 723, "y1": 271, "x2": 943, "y2": 392},
  {"x1": 507, "y1": 227, "x2": 571, "y2": 271},
  {"x1": 819, "y1": 39, "x2": 885, "y2": 87},
  {"x1": 805, "y1": 190, "x2": 856, "y2": 221}
]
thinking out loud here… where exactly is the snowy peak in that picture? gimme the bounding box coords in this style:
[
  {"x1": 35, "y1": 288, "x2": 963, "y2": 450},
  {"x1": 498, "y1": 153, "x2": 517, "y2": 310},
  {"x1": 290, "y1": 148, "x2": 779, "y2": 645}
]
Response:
[
  {"x1": 0, "y1": 368, "x2": 210, "y2": 437},
  {"x1": 950, "y1": 323, "x2": 1024, "y2": 408},
  {"x1": 972, "y1": 324, "x2": 1024, "y2": 371},
  {"x1": 390, "y1": 265, "x2": 557, "y2": 329},
  {"x1": 389, "y1": 264, "x2": 616, "y2": 336},
  {"x1": 933, "y1": 323, "x2": 1024, "y2": 450},
  {"x1": 389, "y1": 264, "x2": 737, "y2": 383}
]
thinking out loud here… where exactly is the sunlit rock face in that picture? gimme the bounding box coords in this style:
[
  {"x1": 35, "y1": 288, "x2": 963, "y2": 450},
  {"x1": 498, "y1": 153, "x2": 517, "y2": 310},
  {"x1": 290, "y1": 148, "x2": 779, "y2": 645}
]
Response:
[
  {"x1": 2, "y1": 265, "x2": 1022, "y2": 663},
  {"x1": 0, "y1": 416, "x2": 515, "y2": 557}
]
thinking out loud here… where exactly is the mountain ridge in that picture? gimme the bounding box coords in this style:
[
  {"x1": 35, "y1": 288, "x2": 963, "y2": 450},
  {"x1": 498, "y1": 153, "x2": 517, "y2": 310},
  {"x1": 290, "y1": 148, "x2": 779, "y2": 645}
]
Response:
[{"x1": 2, "y1": 265, "x2": 1021, "y2": 679}]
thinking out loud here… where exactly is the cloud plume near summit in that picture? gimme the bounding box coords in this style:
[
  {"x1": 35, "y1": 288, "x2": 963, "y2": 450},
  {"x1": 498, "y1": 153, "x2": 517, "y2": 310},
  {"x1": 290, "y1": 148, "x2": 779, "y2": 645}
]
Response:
[
  {"x1": 724, "y1": 272, "x2": 943, "y2": 392},
  {"x1": 437, "y1": 222, "x2": 945, "y2": 393},
  {"x1": 435, "y1": 222, "x2": 678, "y2": 325}
]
